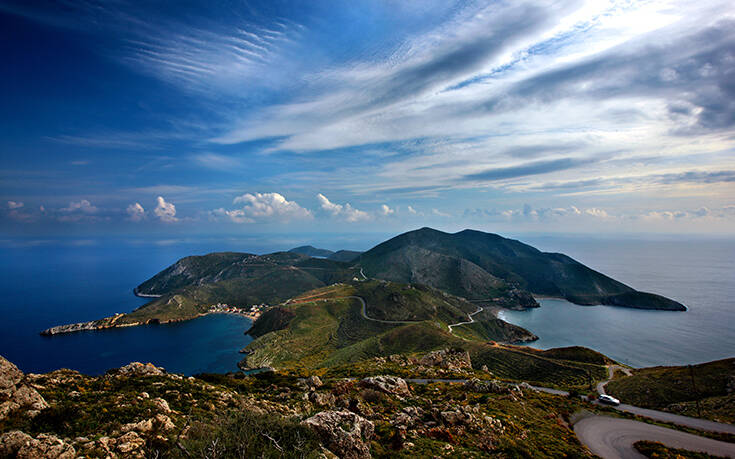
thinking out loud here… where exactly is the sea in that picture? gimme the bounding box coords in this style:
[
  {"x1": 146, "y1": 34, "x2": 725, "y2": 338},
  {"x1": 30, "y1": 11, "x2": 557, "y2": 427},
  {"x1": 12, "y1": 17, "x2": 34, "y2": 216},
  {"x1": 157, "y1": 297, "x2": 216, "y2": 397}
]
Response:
[{"x1": 0, "y1": 235, "x2": 733, "y2": 375}]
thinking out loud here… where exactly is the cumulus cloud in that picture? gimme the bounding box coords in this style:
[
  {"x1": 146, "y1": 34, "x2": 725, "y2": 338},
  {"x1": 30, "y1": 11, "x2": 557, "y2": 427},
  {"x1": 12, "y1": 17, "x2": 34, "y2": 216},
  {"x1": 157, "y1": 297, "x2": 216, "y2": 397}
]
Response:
[
  {"x1": 432, "y1": 208, "x2": 451, "y2": 218},
  {"x1": 61, "y1": 199, "x2": 98, "y2": 214},
  {"x1": 7, "y1": 201, "x2": 23, "y2": 209},
  {"x1": 317, "y1": 193, "x2": 370, "y2": 222},
  {"x1": 380, "y1": 204, "x2": 394, "y2": 216},
  {"x1": 585, "y1": 208, "x2": 609, "y2": 218},
  {"x1": 154, "y1": 196, "x2": 178, "y2": 222},
  {"x1": 126, "y1": 203, "x2": 146, "y2": 222},
  {"x1": 407, "y1": 205, "x2": 418, "y2": 215},
  {"x1": 214, "y1": 192, "x2": 311, "y2": 223}
]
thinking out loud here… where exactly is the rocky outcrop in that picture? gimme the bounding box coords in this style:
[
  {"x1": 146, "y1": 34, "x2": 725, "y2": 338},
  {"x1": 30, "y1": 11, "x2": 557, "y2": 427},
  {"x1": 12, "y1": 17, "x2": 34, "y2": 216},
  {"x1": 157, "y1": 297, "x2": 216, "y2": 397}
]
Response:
[
  {"x1": 0, "y1": 356, "x2": 48, "y2": 421},
  {"x1": 107, "y1": 362, "x2": 166, "y2": 377},
  {"x1": 359, "y1": 376, "x2": 410, "y2": 397},
  {"x1": 419, "y1": 348, "x2": 472, "y2": 370},
  {"x1": 391, "y1": 406, "x2": 424, "y2": 429},
  {"x1": 302, "y1": 410, "x2": 375, "y2": 459},
  {"x1": 0, "y1": 431, "x2": 75, "y2": 459}
]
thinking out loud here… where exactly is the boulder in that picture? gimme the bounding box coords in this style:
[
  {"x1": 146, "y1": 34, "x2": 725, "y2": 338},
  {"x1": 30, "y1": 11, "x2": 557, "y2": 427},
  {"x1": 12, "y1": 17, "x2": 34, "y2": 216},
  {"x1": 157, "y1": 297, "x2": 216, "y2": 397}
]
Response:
[
  {"x1": 0, "y1": 356, "x2": 23, "y2": 392},
  {"x1": 391, "y1": 406, "x2": 424, "y2": 428},
  {"x1": 359, "y1": 376, "x2": 410, "y2": 397},
  {"x1": 0, "y1": 355, "x2": 48, "y2": 421},
  {"x1": 152, "y1": 397, "x2": 171, "y2": 413},
  {"x1": 116, "y1": 431, "x2": 146, "y2": 454},
  {"x1": 14, "y1": 433, "x2": 75, "y2": 459},
  {"x1": 308, "y1": 391, "x2": 335, "y2": 407},
  {"x1": 302, "y1": 410, "x2": 374, "y2": 459},
  {"x1": 0, "y1": 431, "x2": 33, "y2": 457},
  {"x1": 418, "y1": 348, "x2": 472, "y2": 370}
]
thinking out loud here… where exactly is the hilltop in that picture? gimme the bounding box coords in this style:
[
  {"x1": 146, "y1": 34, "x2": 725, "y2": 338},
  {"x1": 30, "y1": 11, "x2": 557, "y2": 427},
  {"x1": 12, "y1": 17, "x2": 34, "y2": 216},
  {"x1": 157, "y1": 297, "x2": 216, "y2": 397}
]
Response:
[
  {"x1": 42, "y1": 227, "x2": 684, "y2": 337},
  {"x1": 357, "y1": 228, "x2": 686, "y2": 310}
]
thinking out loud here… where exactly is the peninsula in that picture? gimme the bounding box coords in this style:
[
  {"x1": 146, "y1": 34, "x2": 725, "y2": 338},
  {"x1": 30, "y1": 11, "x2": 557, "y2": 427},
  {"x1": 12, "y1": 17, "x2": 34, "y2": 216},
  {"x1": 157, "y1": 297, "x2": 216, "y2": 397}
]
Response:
[{"x1": 41, "y1": 228, "x2": 685, "y2": 338}]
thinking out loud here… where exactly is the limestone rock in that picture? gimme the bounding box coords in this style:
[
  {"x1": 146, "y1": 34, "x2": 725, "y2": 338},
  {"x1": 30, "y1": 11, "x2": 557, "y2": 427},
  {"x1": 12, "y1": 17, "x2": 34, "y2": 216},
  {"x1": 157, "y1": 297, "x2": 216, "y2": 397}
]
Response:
[
  {"x1": 308, "y1": 391, "x2": 335, "y2": 407},
  {"x1": 302, "y1": 410, "x2": 374, "y2": 459},
  {"x1": 359, "y1": 376, "x2": 410, "y2": 397},
  {"x1": 12, "y1": 433, "x2": 75, "y2": 459},
  {"x1": 391, "y1": 406, "x2": 424, "y2": 428},
  {"x1": 152, "y1": 397, "x2": 171, "y2": 413},
  {"x1": 0, "y1": 356, "x2": 23, "y2": 392},
  {"x1": 418, "y1": 348, "x2": 472, "y2": 370},
  {"x1": 109, "y1": 362, "x2": 166, "y2": 377},
  {"x1": 0, "y1": 430, "x2": 33, "y2": 457},
  {"x1": 116, "y1": 431, "x2": 146, "y2": 454},
  {"x1": 0, "y1": 355, "x2": 48, "y2": 421}
]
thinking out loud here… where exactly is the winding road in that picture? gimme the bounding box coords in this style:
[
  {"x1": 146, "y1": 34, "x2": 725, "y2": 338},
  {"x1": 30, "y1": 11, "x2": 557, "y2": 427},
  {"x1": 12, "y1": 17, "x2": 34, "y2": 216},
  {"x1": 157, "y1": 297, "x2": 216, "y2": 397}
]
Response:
[
  {"x1": 319, "y1": 289, "x2": 735, "y2": 457},
  {"x1": 574, "y1": 415, "x2": 735, "y2": 458},
  {"x1": 352, "y1": 295, "x2": 485, "y2": 334},
  {"x1": 597, "y1": 365, "x2": 633, "y2": 395}
]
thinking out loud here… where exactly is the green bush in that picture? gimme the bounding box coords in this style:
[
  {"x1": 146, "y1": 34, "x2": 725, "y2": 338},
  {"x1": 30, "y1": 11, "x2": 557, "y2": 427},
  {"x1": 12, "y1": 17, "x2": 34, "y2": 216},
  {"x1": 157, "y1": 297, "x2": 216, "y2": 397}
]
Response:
[{"x1": 179, "y1": 410, "x2": 321, "y2": 459}]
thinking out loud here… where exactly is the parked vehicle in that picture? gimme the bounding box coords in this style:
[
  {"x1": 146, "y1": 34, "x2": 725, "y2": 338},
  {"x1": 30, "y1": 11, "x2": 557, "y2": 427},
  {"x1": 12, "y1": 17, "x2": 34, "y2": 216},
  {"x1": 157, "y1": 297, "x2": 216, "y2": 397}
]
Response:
[{"x1": 598, "y1": 394, "x2": 620, "y2": 406}]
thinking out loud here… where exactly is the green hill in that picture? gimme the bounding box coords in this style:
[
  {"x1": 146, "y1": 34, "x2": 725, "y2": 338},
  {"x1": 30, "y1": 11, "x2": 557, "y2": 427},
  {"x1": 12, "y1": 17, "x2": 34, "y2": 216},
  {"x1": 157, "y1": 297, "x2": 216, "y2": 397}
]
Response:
[
  {"x1": 242, "y1": 281, "x2": 539, "y2": 372},
  {"x1": 288, "y1": 245, "x2": 335, "y2": 258},
  {"x1": 327, "y1": 249, "x2": 362, "y2": 262},
  {"x1": 357, "y1": 228, "x2": 685, "y2": 310},
  {"x1": 606, "y1": 358, "x2": 735, "y2": 423}
]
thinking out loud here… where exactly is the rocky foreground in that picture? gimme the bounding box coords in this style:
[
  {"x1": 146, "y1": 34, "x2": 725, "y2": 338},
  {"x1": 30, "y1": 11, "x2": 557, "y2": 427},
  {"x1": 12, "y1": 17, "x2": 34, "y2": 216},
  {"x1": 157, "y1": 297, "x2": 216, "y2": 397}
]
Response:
[{"x1": 0, "y1": 349, "x2": 608, "y2": 458}]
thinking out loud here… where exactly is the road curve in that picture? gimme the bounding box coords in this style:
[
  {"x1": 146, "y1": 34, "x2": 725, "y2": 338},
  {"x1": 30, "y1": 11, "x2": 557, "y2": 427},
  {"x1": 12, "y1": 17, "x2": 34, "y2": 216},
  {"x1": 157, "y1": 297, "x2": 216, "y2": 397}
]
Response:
[
  {"x1": 352, "y1": 295, "x2": 486, "y2": 333},
  {"x1": 574, "y1": 415, "x2": 735, "y2": 459},
  {"x1": 597, "y1": 365, "x2": 633, "y2": 395},
  {"x1": 350, "y1": 296, "x2": 420, "y2": 325},
  {"x1": 447, "y1": 306, "x2": 484, "y2": 333}
]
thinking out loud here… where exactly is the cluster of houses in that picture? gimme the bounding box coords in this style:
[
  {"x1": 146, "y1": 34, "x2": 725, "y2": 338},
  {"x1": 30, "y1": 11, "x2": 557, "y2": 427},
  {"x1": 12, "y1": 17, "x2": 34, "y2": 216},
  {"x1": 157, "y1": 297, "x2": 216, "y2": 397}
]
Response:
[{"x1": 207, "y1": 302, "x2": 269, "y2": 320}]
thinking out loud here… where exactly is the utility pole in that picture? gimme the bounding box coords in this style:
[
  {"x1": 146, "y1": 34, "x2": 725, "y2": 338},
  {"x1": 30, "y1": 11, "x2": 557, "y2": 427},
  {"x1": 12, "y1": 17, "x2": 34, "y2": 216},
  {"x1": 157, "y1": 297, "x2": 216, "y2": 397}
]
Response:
[{"x1": 688, "y1": 364, "x2": 702, "y2": 418}]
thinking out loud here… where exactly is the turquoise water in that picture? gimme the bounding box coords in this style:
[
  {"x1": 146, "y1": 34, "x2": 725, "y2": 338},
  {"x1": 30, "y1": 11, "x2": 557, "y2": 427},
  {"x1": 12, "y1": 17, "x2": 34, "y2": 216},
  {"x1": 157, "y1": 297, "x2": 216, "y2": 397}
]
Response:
[{"x1": 500, "y1": 238, "x2": 735, "y2": 368}]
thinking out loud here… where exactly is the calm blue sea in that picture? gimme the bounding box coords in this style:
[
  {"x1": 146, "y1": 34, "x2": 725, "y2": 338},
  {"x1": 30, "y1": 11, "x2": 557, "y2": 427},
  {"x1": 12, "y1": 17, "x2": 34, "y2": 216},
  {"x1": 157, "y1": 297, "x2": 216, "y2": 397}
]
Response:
[
  {"x1": 501, "y1": 237, "x2": 735, "y2": 368},
  {"x1": 0, "y1": 235, "x2": 733, "y2": 374}
]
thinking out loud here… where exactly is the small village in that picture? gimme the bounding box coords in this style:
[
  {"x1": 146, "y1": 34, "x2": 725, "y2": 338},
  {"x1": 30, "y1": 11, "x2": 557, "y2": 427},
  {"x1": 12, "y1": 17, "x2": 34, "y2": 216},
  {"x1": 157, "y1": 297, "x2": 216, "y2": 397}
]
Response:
[{"x1": 207, "y1": 302, "x2": 270, "y2": 320}]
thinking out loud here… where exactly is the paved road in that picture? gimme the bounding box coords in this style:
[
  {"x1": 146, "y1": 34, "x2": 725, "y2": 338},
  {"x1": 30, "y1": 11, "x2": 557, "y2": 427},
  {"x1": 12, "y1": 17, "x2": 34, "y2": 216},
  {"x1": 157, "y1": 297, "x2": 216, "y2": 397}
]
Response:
[
  {"x1": 352, "y1": 295, "x2": 486, "y2": 334},
  {"x1": 351, "y1": 296, "x2": 421, "y2": 325},
  {"x1": 447, "y1": 306, "x2": 484, "y2": 332},
  {"x1": 597, "y1": 365, "x2": 633, "y2": 395},
  {"x1": 574, "y1": 415, "x2": 735, "y2": 458}
]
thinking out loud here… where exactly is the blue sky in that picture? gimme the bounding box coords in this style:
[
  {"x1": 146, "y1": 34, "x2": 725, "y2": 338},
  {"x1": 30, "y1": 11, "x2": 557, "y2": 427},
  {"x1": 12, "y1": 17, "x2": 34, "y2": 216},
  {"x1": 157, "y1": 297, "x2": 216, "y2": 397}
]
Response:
[{"x1": 1, "y1": 0, "x2": 734, "y2": 239}]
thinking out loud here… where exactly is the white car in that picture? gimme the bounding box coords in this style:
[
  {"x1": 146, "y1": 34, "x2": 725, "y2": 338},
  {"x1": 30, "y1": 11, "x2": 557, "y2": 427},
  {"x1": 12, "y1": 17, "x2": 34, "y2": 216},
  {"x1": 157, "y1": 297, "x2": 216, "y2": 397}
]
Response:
[{"x1": 598, "y1": 394, "x2": 620, "y2": 406}]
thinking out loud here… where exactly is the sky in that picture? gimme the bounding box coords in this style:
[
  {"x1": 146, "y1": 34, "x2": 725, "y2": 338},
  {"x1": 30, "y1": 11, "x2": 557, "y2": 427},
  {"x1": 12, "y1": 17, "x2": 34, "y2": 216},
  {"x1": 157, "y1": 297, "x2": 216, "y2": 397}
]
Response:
[{"x1": 1, "y1": 0, "x2": 734, "y2": 241}]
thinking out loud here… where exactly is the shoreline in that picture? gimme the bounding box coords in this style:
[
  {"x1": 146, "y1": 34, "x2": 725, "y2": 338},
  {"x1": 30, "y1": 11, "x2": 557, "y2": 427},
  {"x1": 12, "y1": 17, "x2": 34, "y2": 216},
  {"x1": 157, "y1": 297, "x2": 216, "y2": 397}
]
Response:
[{"x1": 41, "y1": 310, "x2": 254, "y2": 337}]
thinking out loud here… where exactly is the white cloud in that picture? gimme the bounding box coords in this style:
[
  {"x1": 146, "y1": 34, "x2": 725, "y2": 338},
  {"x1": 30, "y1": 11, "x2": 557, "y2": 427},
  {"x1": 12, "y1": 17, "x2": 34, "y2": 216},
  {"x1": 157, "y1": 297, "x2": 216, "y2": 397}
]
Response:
[
  {"x1": 126, "y1": 203, "x2": 146, "y2": 222},
  {"x1": 61, "y1": 200, "x2": 98, "y2": 214},
  {"x1": 154, "y1": 196, "x2": 178, "y2": 222},
  {"x1": 585, "y1": 208, "x2": 609, "y2": 218},
  {"x1": 432, "y1": 208, "x2": 451, "y2": 218},
  {"x1": 217, "y1": 192, "x2": 312, "y2": 223},
  {"x1": 380, "y1": 204, "x2": 395, "y2": 216},
  {"x1": 317, "y1": 193, "x2": 370, "y2": 222},
  {"x1": 407, "y1": 205, "x2": 418, "y2": 214},
  {"x1": 7, "y1": 201, "x2": 23, "y2": 209}
]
